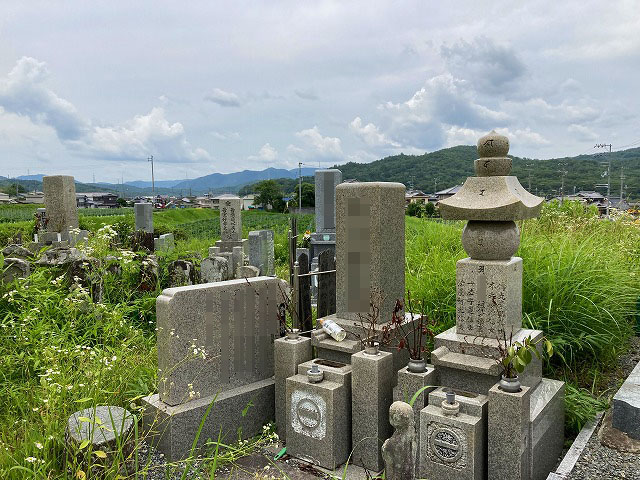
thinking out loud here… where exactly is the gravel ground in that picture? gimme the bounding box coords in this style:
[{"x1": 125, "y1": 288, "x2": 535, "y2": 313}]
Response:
[
  {"x1": 565, "y1": 335, "x2": 640, "y2": 480},
  {"x1": 567, "y1": 416, "x2": 640, "y2": 480}
]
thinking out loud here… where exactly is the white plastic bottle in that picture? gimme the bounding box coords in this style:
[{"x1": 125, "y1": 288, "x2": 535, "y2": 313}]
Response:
[{"x1": 318, "y1": 318, "x2": 347, "y2": 342}]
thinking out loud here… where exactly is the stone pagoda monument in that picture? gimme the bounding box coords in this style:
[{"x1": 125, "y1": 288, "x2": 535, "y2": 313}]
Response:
[{"x1": 423, "y1": 131, "x2": 565, "y2": 480}]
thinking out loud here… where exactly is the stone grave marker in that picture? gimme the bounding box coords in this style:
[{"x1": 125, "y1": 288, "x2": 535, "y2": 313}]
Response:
[
  {"x1": 248, "y1": 229, "x2": 275, "y2": 276},
  {"x1": 200, "y1": 256, "x2": 230, "y2": 283},
  {"x1": 215, "y1": 196, "x2": 246, "y2": 254},
  {"x1": 143, "y1": 277, "x2": 282, "y2": 460},
  {"x1": 317, "y1": 249, "x2": 336, "y2": 318},
  {"x1": 134, "y1": 203, "x2": 154, "y2": 233},
  {"x1": 297, "y1": 252, "x2": 312, "y2": 333},
  {"x1": 42, "y1": 175, "x2": 79, "y2": 233}
]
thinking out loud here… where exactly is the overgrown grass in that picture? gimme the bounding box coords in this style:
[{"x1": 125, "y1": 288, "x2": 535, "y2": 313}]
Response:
[{"x1": 0, "y1": 201, "x2": 638, "y2": 478}]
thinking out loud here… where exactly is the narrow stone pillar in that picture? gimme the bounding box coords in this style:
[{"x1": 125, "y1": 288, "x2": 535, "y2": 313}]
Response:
[
  {"x1": 274, "y1": 335, "x2": 312, "y2": 441},
  {"x1": 488, "y1": 383, "x2": 531, "y2": 480},
  {"x1": 351, "y1": 349, "x2": 394, "y2": 471},
  {"x1": 42, "y1": 175, "x2": 79, "y2": 232},
  {"x1": 134, "y1": 202, "x2": 154, "y2": 233}
]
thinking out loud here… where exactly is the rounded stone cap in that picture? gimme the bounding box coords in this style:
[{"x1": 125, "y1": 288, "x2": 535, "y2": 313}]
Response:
[
  {"x1": 389, "y1": 401, "x2": 414, "y2": 429},
  {"x1": 66, "y1": 406, "x2": 134, "y2": 447},
  {"x1": 477, "y1": 130, "x2": 509, "y2": 158},
  {"x1": 461, "y1": 220, "x2": 520, "y2": 260}
]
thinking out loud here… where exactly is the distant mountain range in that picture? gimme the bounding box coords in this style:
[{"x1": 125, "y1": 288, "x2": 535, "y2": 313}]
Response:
[
  {"x1": 6, "y1": 147, "x2": 640, "y2": 199},
  {"x1": 333, "y1": 145, "x2": 640, "y2": 199},
  {"x1": 6, "y1": 166, "x2": 318, "y2": 197}
]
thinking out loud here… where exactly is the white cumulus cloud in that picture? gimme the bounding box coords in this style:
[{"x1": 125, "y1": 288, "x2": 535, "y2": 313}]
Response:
[
  {"x1": 295, "y1": 126, "x2": 343, "y2": 157},
  {"x1": 248, "y1": 142, "x2": 278, "y2": 163},
  {"x1": 349, "y1": 117, "x2": 400, "y2": 148}
]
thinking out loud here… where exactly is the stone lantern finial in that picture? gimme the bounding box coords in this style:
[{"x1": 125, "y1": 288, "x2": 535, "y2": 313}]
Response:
[{"x1": 438, "y1": 130, "x2": 543, "y2": 260}]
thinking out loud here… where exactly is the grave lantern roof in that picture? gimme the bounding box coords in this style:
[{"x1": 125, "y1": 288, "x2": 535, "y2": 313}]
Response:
[{"x1": 438, "y1": 131, "x2": 543, "y2": 221}]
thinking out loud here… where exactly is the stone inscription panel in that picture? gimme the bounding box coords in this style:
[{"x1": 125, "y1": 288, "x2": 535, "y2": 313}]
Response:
[
  {"x1": 346, "y1": 197, "x2": 371, "y2": 313},
  {"x1": 456, "y1": 257, "x2": 522, "y2": 338}
]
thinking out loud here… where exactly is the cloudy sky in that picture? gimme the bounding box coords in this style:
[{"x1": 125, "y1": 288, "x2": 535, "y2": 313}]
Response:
[{"x1": 1, "y1": 1, "x2": 639, "y2": 183}]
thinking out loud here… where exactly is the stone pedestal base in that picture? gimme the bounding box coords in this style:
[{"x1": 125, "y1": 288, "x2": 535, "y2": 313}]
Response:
[
  {"x1": 419, "y1": 402, "x2": 485, "y2": 480},
  {"x1": 286, "y1": 360, "x2": 352, "y2": 470},
  {"x1": 312, "y1": 313, "x2": 418, "y2": 379},
  {"x1": 351, "y1": 350, "x2": 394, "y2": 471},
  {"x1": 488, "y1": 383, "x2": 531, "y2": 480},
  {"x1": 215, "y1": 238, "x2": 247, "y2": 254},
  {"x1": 142, "y1": 378, "x2": 274, "y2": 461},
  {"x1": 274, "y1": 336, "x2": 313, "y2": 441},
  {"x1": 432, "y1": 326, "x2": 543, "y2": 395}
]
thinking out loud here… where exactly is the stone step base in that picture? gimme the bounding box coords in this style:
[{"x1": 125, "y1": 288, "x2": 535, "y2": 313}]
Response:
[{"x1": 142, "y1": 378, "x2": 274, "y2": 461}]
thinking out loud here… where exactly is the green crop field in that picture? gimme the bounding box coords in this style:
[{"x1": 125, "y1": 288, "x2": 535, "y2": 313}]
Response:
[{"x1": 0, "y1": 202, "x2": 638, "y2": 478}]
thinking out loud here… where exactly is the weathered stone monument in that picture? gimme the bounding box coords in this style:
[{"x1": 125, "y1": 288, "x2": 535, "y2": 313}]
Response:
[
  {"x1": 382, "y1": 401, "x2": 417, "y2": 480},
  {"x1": 215, "y1": 196, "x2": 246, "y2": 253},
  {"x1": 43, "y1": 175, "x2": 79, "y2": 233},
  {"x1": 248, "y1": 229, "x2": 275, "y2": 276},
  {"x1": 200, "y1": 256, "x2": 230, "y2": 283},
  {"x1": 423, "y1": 131, "x2": 565, "y2": 480},
  {"x1": 142, "y1": 277, "x2": 282, "y2": 460},
  {"x1": 154, "y1": 233, "x2": 175, "y2": 253},
  {"x1": 134, "y1": 202, "x2": 153, "y2": 233},
  {"x1": 36, "y1": 175, "x2": 88, "y2": 246}
]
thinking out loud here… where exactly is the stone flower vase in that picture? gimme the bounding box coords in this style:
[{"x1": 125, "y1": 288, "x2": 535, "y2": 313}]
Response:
[
  {"x1": 364, "y1": 341, "x2": 380, "y2": 355},
  {"x1": 499, "y1": 374, "x2": 521, "y2": 393},
  {"x1": 407, "y1": 357, "x2": 426, "y2": 373}
]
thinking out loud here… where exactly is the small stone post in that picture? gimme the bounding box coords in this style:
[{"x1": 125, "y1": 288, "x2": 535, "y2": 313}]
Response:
[
  {"x1": 274, "y1": 335, "x2": 312, "y2": 441},
  {"x1": 488, "y1": 383, "x2": 531, "y2": 480},
  {"x1": 351, "y1": 349, "x2": 394, "y2": 471}
]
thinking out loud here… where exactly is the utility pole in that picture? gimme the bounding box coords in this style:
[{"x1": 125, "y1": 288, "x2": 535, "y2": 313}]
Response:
[
  {"x1": 594, "y1": 143, "x2": 612, "y2": 216},
  {"x1": 620, "y1": 166, "x2": 626, "y2": 205},
  {"x1": 147, "y1": 155, "x2": 155, "y2": 198},
  {"x1": 298, "y1": 161, "x2": 302, "y2": 215},
  {"x1": 434, "y1": 177, "x2": 438, "y2": 193},
  {"x1": 558, "y1": 162, "x2": 568, "y2": 203}
]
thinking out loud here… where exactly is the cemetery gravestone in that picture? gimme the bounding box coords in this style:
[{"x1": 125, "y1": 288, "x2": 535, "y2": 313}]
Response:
[
  {"x1": 215, "y1": 196, "x2": 246, "y2": 254},
  {"x1": 317, "y1": 249, "x2": 336, "y2": 318},
  {"x1": 428, "y1": 131, "x2": 564, "y2": 480},
  {"x1": 134, "y1": 203, "x2": 154, "y2": 233},
  {"x1": 200, "y1": 256, "x2": 230, "y2": 283},
  {"x1": 297, "y1": 252, "x2": 312, "y2": 333},
  {"x1": 248, "y1": 229, "x2": 275, "y2": 276},
  {"x1": 42, "y1": 175, "x2": 79, "y2": 233},
  {"x1": 143, "y1": 277, "x2": 282, "y2": 460}
]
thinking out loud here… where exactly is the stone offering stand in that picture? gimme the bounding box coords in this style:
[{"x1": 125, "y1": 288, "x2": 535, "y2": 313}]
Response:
[{"x1": 142, "y1": 132, "x2": 565, "y2": 480}]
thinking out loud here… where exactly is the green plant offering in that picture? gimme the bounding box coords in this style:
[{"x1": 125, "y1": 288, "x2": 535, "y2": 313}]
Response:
[{"x1": 496, "y1": 331, "x2": 554, "y2": 379}]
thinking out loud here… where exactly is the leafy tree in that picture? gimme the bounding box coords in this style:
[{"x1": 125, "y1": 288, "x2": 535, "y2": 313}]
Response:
[
  {"x1": 406, "y1": 202, "x2": 423, "y2": 217},
  {"x1": 292, "y1": 182, "x2": 315, "y2": 208},
  {"x1": 253, "y1": 180, "x2": 284, "y2": 210},
  {"x1": 116, "y1": 197, "x2": 128, "y2": 207},
  {"x1": 424, "y1": 202, "x2": 437, "y2": 217}
]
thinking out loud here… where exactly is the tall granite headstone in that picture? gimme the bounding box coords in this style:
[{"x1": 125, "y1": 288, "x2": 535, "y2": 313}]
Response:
[
  {"x1": 248, "y1": 229, "x2": 275, "y2": 276},
  {"x1": 42, "y1": 175, "x2": 79, "y2": 233},
  {"x1": 335, "y1": 182, "x2": 405, "y2": 321},
  {"x1": 134, "y1": 203, "x2": 154, "y2": 233},
  {"x1": 215, "y1": 196, "x2": 246, "y2": 253}
]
